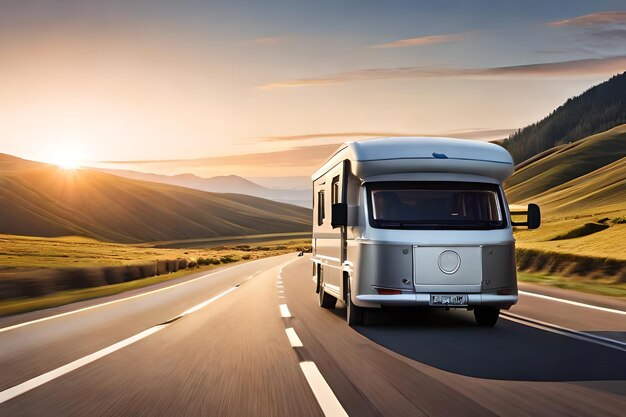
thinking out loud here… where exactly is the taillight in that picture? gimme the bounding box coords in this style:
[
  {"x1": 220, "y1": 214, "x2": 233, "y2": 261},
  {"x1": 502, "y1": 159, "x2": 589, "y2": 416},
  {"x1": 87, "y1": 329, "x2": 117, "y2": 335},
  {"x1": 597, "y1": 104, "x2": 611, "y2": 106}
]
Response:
[{"x1": 377, "y1": 288, "x2": 402, "y2": 295}]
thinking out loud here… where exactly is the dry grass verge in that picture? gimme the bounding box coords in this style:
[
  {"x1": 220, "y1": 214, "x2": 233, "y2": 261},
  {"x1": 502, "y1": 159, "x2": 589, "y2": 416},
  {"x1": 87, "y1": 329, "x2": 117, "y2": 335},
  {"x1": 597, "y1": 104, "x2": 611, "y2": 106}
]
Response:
[
  {"x1": 0, "y1": 264, "x2": 223, "y2": 317},
  {"x1": 0, "y1": 236, "x2": 311, "y2": 316},
  {"x1": 515, "y1": 248, "x2": 626, "y2": 284}
]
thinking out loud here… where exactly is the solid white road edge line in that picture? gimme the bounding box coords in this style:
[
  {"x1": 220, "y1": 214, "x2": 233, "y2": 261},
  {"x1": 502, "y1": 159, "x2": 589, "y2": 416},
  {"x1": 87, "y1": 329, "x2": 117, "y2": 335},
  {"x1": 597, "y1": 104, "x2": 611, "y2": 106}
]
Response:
[
  {"x1": 285, "y1": 328, "x2": 303, "y2": 348},
  {"x1": 502, "y1": 312, "x2": 626, "y2": 352},
  {"x1": 0, "y1": 286, "x2": 239, "y2": 404},
  {"x1": 519, "y1": 290, "x2": 626, "y2": 315},
  {"x1": 0, "y1": 256, "x2": 286, "y2": 334},
  {"x1": 179, "y1": 287, "x2": 238, "y2": 317},
  {"x1": 299, "y1": 361, "x2": 349, "y2": 417},
  {"x1": 0, "y1": 326, "x2": 162, "y2": 404},
  {"x1": 279, "y1": 304, "x2": 292, "y2": 318}
]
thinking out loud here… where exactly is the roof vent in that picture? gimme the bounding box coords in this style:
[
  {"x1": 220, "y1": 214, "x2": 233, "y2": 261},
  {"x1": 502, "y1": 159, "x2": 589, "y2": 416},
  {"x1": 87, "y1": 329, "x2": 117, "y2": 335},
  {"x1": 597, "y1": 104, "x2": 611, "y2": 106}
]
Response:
[{"x1": 432, "y1": 152, "x2": 448, "y2": 159}]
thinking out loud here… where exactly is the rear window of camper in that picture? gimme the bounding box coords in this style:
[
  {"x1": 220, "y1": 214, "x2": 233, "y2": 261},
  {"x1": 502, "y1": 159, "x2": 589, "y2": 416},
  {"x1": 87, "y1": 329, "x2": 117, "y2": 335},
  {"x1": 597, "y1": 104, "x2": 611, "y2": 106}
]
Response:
[{"x1": 367, "y1": 182, "x2": 506, "y2": 230}]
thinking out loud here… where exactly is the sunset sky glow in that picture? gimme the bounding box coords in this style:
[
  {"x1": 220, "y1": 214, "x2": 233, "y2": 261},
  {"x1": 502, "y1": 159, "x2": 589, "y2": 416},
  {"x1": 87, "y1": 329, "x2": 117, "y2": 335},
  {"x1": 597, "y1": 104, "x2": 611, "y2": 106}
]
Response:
[{"x1": 0, "y1": 0, "x2": 625, "y2": 177}]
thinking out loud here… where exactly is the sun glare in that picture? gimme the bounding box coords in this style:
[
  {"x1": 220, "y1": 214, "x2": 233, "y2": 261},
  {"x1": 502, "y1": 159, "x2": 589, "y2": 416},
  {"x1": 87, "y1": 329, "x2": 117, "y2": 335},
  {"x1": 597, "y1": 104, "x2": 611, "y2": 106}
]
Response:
[{"x1": 51, "y1": 148, "x2": 85, "y2": 170}]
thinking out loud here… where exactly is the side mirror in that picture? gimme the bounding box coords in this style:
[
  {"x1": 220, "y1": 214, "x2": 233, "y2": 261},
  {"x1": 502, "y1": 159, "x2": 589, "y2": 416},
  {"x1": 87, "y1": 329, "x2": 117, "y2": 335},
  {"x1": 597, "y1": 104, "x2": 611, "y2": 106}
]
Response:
[
  {"x1": 331, "y1": 203, "x2": 348, "y2": 228},
  {"x1": 527, "y1": 203, "x2": 541, "y2": 229},
  {"x1": 510, "y1": 203, "x2": 541, "y2": 229}
]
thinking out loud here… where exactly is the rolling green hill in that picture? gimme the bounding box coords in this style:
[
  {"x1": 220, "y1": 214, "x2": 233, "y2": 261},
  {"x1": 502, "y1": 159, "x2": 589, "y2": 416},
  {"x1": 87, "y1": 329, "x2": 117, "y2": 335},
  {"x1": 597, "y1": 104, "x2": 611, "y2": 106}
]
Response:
[
  {"x1": 502, "y1": 72, "x2": 626, "y2": 164},
  {"x1": 0, "y1": 154, "x2": 311, "y2": 243},
  {"x1": 525, "y1": 156, "x2": 625, "y2": 215},
  {"x1": 506, "y1": 125, "x2": 626, "y2": 264},
  {"x1": 504, "y1": 124, "x2": 626, "y2": 208}
]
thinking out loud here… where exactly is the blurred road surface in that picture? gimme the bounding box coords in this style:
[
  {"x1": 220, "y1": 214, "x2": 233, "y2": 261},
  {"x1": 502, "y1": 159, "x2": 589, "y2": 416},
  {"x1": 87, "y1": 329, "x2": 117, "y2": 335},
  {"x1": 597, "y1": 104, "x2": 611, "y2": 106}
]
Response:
[{"x1": 0, "y1": 254, "x2": 624, "y2": 416}]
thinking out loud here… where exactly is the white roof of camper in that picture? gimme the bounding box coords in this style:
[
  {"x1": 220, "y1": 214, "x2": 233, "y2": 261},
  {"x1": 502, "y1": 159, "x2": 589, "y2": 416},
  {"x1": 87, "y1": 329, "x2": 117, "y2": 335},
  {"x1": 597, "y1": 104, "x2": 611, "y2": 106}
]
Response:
[{"x1": 312, "y1": 137, "x2": 514, "y2": 182}]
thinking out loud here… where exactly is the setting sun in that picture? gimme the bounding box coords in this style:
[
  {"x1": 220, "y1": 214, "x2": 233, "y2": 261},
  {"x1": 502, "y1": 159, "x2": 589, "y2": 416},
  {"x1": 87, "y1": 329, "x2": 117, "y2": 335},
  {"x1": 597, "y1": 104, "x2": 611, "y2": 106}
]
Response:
[{"x1": 50, "y1": 147, "x2": 85, "y2": 170}]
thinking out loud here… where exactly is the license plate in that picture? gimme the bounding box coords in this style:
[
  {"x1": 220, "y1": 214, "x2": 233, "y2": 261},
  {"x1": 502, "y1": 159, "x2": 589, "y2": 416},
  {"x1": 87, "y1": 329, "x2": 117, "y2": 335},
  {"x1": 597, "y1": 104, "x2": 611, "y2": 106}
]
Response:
[{"x1": 430, "y1": 294, "x2": 467, "y2": 306}]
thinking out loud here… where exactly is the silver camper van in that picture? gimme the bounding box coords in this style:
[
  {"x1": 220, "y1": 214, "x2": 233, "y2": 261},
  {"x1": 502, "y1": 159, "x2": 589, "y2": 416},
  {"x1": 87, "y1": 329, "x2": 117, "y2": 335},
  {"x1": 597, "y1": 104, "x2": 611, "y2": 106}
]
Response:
[{"x1": 311, "y1": 137, "x2": 540, "y2": 327}]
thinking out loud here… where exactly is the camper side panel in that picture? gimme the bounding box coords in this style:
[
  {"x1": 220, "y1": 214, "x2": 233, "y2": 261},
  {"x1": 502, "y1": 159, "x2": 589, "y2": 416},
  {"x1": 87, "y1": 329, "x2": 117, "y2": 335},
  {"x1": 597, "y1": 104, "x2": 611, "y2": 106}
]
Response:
[{"x1": 312, "y1": 164, "x2": 344, "y2": 298}]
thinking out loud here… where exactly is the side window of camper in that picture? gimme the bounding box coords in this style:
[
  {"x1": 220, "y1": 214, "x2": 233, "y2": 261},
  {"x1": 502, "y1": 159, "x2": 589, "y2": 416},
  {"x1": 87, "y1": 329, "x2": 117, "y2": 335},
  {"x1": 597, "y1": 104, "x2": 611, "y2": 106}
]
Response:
[
  {"x1": 317, "y1": 190, "x2": 325, "y2": 226},
  {"x1": 331, "y1": 176, "x2": 340, "y2": 204}
]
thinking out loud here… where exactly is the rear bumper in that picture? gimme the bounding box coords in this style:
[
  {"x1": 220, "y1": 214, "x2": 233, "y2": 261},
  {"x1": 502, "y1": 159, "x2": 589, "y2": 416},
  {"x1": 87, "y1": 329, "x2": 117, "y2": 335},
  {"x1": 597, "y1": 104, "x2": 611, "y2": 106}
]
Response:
[{"x1": 356, "y1": 293, "x2": 518, "y2": 309}]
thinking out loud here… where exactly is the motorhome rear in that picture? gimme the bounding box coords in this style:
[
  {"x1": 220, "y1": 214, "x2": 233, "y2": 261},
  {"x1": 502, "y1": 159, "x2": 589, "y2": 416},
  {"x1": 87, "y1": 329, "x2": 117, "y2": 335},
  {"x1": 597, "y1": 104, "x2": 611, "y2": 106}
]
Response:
[{"x1": 311, "y1": 137, "x2": 540, "y2": 326}]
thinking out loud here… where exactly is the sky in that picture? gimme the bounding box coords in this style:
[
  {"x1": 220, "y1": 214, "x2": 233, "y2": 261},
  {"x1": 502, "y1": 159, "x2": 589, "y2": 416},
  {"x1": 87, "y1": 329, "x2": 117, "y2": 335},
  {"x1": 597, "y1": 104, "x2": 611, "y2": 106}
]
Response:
[{"x1": 0, "y1": 0, "x2": 625, "y2": 178}]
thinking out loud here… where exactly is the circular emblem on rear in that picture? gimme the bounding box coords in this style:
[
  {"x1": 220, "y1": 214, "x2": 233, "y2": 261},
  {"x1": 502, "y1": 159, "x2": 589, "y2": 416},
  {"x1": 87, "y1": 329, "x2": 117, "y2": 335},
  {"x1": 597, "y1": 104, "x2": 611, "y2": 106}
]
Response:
[{"x1": 438, "y1": 251, "x2": 461, "y2": 274}]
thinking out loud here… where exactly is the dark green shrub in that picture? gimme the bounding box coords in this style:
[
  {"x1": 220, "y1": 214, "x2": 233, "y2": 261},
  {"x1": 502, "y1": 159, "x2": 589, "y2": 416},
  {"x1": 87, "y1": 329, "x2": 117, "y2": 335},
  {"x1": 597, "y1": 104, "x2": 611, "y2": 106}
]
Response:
[
  {"x1": 0, "y1": 270, "x2": 64, "y2": 299},
  {"x1": 102, "y1": 266, "x2": 128, "y2": 284},
  {"x1": 157, "y1": 260, "x2": 169, "y2": 275},
  {"x1": 140, "y1": 262, "x2": 158, "y2": 278},
  {"x1": 59, "y1": 268, "x2": 107, "y2": 289},
  {"x1": 167, "y1": 260, "x2": 179, "y2": 273},
  {"x1": 125, "y1": 265, "x2": 144, "y2": 281},
  {"x1": 220, "y1": 255, "x2": 238, "y2": 263}
]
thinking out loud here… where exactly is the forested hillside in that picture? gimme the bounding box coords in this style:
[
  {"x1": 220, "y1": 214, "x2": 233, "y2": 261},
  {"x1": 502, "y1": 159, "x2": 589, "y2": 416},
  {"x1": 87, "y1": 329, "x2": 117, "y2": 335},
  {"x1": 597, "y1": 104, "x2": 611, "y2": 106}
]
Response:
[{"x1": 502, "y1": 72, "x2": 626, "y2": 164}]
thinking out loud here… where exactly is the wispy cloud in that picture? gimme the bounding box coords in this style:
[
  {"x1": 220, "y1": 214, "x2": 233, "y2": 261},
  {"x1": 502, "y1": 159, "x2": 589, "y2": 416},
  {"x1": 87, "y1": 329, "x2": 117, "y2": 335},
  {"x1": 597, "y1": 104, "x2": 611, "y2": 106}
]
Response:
[
  {"x1": 95, "y1": 130, "x2": 518, "y2": 177},
  {"x1": 371, "y1": 31, "x2": 471, "y2": 49},
  {"x1": 258, "y1": 56, "x2": 626, "y2": 89},
  {"x1": 261, "y1": 129, "x2": 515, "y2": 142},
  {"x1": 547, "y1": 11, "x2": 626, "y2": 27},
  {"x1": 546, "y1": 11, "x2": 626, "y2": 52},
  {"x1": 97, "y1": 144, "x2": 339, "y2": 169}
]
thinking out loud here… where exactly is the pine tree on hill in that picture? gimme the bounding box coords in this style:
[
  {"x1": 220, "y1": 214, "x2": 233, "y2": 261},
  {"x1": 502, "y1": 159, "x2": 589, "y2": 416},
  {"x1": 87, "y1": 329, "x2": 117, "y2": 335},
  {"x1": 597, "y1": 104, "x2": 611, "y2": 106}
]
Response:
[{"x1": 502, "y1": 72, "x2": 626, "y2": 164}]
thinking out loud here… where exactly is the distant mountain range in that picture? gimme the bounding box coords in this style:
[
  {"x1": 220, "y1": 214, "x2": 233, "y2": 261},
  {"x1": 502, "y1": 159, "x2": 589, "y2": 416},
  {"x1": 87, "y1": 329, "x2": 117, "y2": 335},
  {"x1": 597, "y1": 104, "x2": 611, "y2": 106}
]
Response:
[
  {"x1": 0, "y1": 154, "x2": 311, "y2": 243},
  {"x1": 97, "y1": 169, "x2": 311, "y2": 208},
  {"x1": 503, "y1": 71, "x2": 626, "y2": 164}
]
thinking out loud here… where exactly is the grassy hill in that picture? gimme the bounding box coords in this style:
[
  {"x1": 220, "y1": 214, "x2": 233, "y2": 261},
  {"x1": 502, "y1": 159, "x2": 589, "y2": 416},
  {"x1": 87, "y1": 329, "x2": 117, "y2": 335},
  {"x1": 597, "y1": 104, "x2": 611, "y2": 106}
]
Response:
[
  {"x1": 0, "y1": 154, "x2": 311, "y2": 243},
  {"x1": 524, "y1": 157, "x2": 625, "y2": 215},
  {"x1": 504, "y1": 124, "x2": 626, "y2": 287},
  {"x1": 504, "y1": 124, "x2": 626, "y2": 209},
  {"x1": 502, "y1": 71, "x2": 626, "y2": 164}
]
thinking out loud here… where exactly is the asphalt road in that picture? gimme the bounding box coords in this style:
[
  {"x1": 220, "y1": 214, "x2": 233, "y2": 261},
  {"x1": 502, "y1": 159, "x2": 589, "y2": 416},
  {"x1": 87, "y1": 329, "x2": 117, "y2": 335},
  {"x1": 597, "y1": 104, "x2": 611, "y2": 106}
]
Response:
[{"x1": 0, "y1": 254, "x2": 625, "y2": 416}]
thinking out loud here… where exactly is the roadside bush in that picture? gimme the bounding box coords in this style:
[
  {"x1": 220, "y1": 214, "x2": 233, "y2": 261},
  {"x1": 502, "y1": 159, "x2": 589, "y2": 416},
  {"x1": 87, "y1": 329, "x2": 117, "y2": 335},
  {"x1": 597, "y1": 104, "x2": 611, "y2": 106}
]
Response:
[
  {"x1": 0, "y1": 277, "x2": 29, "y2": 299},
  {"x1": 0, "y1": 270, "x2": 64, "y2": 299},
  {"x1": 197, "y1": 257, "x2": 220, "y2": 265},
  {"x1": 167, "y1": 260, "x2": 179, "y2": 273},
  {"x1": 102, "y1": 266, "x2": 128, "y2": 285},
  {"x1": 242, "y1": 254, "x2": 252, "y2": 260},
  {"x1": 220, "y1": 255, "x2": 238, "y2": 264},
  {"x1": 177, "y1": 259, "x2": 188, "y2": 270},
  {"x1": 125, "y1": 265, "x2": 144, "y2": 281},
  {"x1": 59, "y1": 268, "x2": 107, "y2": 289},
  {"x1": 140, "y1": 262, "x2": 158, "y2": 278},
  {"x1": 157, "y1": 260, "x2": 169, "y2": 275},
  {"x1": 187, "y1": 260, "x2": 197, "y2": 268},
  {"x1": 515, "y1": 248, "x2": 626, "y2": 282}
]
